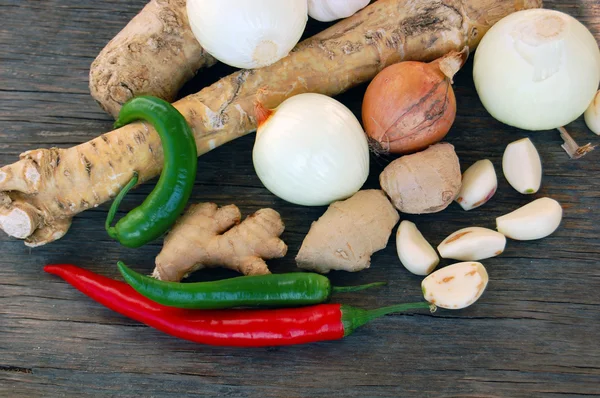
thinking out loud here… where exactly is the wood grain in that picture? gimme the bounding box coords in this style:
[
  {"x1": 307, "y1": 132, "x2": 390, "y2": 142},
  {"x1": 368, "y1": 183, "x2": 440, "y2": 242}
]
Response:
[{"x1": 1, "y1": 0, "x2": 600, "y2": 397}]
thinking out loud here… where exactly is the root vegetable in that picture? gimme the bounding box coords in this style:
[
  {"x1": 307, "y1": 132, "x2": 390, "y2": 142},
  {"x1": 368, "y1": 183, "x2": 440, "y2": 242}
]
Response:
[
  {"x1": 0, "y1": 0, "x2": 542, "y2": 246},
  {"x1": 153, "y1": 203, "x2": 287, "y2": 282},
  {"x1": 585, "y1": 90, "x2": 600, "y2": 135},
  {"x1": 496, "y1": 197, "x2": 563, "y2": 241},
  {"x1": 362, "y1": 48, "x2": 468, "y2": 154},
  {"x1": 396, "y1": 221, "x2": 439, "y2": 276},
  {"x1": 502, "y1": 138, "x2": 542, "y2": 194},
  {"x1": 437, "y1": 227, "x2": 506, "y2": 261},
  {"x1": 296, "y1": 190, "x2": 399, "y2": 274},
  {"x1": 455, "y1": 160, "x2": 497, "y2": 211},
  {"x1": 89, "y1": 0, "x2": 216, "y2": 118},
  {"x1": 380, "y1": 143, "x2": 462, "y2": 214},
  {"x1": 422, "y1": 262, "x2": 489, "y2": 310}
]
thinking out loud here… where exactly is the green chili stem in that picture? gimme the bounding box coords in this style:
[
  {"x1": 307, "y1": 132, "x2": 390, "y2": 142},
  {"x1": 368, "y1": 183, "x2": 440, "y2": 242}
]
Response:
[
  {"x1": 105, "y1": 172, "x2": 139, "y2": 239},
  {"x1": 342, "y1": 302, "x2": 433, "y2": 336},
  {"x1": 332, "y1": 282, "x2": 386, "y2": 293}
]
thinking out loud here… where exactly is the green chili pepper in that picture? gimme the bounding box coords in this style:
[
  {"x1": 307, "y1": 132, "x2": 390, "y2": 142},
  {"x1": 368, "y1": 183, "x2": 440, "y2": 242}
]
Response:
[
  {"x1": 117, "y1": 262, "x2": 386, "y2": 309},
  {"x1": 105, "y1": 96, "x2": 197, "y2": 248}
]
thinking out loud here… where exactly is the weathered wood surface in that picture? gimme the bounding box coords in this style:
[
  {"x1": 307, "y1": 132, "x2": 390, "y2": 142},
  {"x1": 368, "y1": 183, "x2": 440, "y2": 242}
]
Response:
[{"x1": 1, "y1": 0, "x2": 599, "y2": 396}]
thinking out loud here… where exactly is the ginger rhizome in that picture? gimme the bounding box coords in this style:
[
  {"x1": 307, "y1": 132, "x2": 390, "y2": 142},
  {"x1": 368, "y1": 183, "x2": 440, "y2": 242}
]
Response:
[
  {"x1": 380, "y1": 143, "x2": 462, "y2": 214},
  {"x1": 296, "y1": 190, "x2": 400, "y2": 274},
  {"x1": 0, "y1": 0, "x2": 541, "y2": 246},
  {"x1": 153, "y1": 203, "x2": 287, "y2": 282}
]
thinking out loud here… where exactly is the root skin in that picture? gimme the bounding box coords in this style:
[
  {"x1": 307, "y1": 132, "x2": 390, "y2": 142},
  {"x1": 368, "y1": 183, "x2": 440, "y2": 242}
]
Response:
[
  {"x1": 89, "y1": 0, "x2": 217, "y2": 118},
  {"x1": 153, "y1": 203, "x2": 287, "y2": 282},
  {"x1": 0, "y1": 0, "x2": 541, "y2": 245},
  {"x1": 380, "y1": 143, "x2": 462, "y2": 214},
  {"x1": 296, "y1": 190, "x2": 400, "y2": 274}
]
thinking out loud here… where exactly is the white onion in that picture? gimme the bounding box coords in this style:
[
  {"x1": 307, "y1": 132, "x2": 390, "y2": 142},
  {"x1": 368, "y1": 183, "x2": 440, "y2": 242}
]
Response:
[
  {"x1": 308, "y1": 0, "x2": 370, "y2": 23},
  {"x1": 473, "y1": 9, "x2": 600, "y2": 131},
  {"x1": 253, "y1": 93, "x2": 370, "y2": 207},
  {"x1": 186, "y1": 0, "x2": 308, "y2": 69}
]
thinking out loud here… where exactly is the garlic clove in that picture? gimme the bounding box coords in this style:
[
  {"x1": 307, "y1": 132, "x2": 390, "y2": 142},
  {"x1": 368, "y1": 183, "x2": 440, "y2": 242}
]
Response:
[
  {"x1": 396, "y1": 221, "x2": 439, "y2": 276},
  {"x1": 502, "y1": 138, "x2": 542, "y2": 194},
  {"x1": 496, "y1": 197, "x2": 563, "y2": 241},
  {"x1": 422, "y1": 262, "x2": 489, "y2": 310},
  {"x1": 584, "y1": 90, "x2": 600, "y2": 135},
  {"x1": 455, "y1": 159, "x2": 497, "y2": 211},
  {"x1": 308, "y1": 0, "x2": 370, "y2": 22},
  {"x1": 438, "y1": 227, "x2": 506, "y2": 261}
]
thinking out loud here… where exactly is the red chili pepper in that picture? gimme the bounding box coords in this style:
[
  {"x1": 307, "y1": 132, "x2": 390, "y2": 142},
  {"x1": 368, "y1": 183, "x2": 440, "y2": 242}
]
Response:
[{"x1": 44, "y1": 264, "x2": 431, "y2": 347}]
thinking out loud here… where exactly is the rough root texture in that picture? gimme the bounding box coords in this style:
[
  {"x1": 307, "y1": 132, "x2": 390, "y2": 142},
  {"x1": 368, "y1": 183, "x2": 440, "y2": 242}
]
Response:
[
  {"x1": 0, "y1": 0, "x2": 542, "y2": 246},
  {"x1": 380, "y1": 143, "x2": 462, "y2": 214},
  {"x1": 152, "y1": 203, "x2": 287, "y2": 282},
  {"x1": 89, "y1": 0, "x2": 216, "y2": 118},
  {"x1": 296, "y1": 190, "x2": 400, "y2": 274}
]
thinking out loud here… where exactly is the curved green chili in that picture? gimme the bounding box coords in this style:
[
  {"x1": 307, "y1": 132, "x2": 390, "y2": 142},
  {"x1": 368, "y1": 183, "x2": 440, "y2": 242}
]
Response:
[
  {"x1": 105, "y1": 96, "x2": 197, "y2": 248},
  {"x1": 117, "y1": 262, "x2": 386, "y2": 309}
]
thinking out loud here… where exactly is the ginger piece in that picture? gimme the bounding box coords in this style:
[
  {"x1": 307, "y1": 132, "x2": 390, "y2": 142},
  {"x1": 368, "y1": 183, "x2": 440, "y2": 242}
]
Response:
[
  {"x1": 296, "y1": 190, "x2": 399, "y2": 274},
  {"x1": 90, "y1": 0, "x2": 216, "y2": 118},
  {"x1": 0, "y1": 0, "x2": 541, "y2": 246},
  {"x1": 153, "y1": 203, "x2": 287, "y2": 282},
  {"x1": 380, "y1": 143, "x2": 462, "y2": 214}
]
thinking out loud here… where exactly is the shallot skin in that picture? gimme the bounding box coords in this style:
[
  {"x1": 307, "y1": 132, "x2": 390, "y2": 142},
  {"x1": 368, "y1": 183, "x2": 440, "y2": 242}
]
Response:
[{"x1": 362, "y1": 55, "x2": 461, "y2": 155}]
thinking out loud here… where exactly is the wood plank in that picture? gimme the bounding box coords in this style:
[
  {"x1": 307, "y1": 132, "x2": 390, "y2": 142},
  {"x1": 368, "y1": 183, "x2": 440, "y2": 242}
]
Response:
[{"x1": 1, "y1": 0, "x2": 599, "y2": 396}]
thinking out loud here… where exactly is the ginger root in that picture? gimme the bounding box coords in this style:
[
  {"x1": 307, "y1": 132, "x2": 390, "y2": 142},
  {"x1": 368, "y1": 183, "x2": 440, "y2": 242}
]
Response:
[
  {"x1": 0, "y1": 0, "x2": 541, "y2": 246},
  {"x1": 296, "y1": 190, "x2": 399, "y2": 274},
  {"x1": 153, "y1": 203, "x2": 287, "y2": 282},
  {"x1": 380, "y1": 143, "x2": 462, "y2": 214},
  {"x1": 89, "y1": 0, "x2": 216, "y2": 118}
]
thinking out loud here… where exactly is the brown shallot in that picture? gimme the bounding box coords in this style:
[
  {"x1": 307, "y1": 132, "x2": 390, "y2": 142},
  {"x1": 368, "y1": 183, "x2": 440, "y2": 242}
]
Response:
[{"x1": 362, "y1": 48, "x2": 469, "y2": 155}]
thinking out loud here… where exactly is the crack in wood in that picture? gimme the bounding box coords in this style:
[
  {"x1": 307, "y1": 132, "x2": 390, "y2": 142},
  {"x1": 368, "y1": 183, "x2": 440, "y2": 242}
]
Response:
[{"x1": 0, "y1": 365, "x2": 33, "y2": 374}]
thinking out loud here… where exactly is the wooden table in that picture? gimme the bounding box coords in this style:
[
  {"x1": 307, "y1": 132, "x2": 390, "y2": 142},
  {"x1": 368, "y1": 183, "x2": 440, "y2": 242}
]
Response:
[{"x1": 1, "y1": 1, "x2": 599, "y2": 396}]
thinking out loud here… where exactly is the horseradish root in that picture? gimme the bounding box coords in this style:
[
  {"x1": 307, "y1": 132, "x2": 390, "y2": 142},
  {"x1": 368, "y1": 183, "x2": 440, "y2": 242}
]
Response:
[
  {"x1": 380, "y1": 143, "x2": 462, "y2": 214},
  {"x1": 456, "y1": 160, "x2": 497, "y2": 211},
  {"x1": 153, "y1": 203, "x2": 287, "y2": 281},
  {"x1": 422, "y1": 262, "x2": 489, "y2": 309},
  {"x1": 296, "y1": 190, "x2": 399, "y2": 274},
  {"x1": 438, "y1": 227, "x2": 506, "y2": 261},
  {"x1": 496, "y1": 198, "x2": 563, "y2": 241},
  {"x1": 89, "y1": 0, "x2": 216, "y2": 118},
  {"x1": 502, "y1": 138, "x2": 542, "y2": 194},
  {"x1": 0, "y1": 0, "x2": 542, "y2": 246},
  {"x1": 396, "y1": 221, "x2": 439, "y2": 276}
]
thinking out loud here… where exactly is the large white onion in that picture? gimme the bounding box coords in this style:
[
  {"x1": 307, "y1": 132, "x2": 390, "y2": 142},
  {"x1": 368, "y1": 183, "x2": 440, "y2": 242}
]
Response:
[
  {"x1": 253, "y1": 93, "x2": 370, "y2": 207},
  {"x1": 473, "y1": 9, "x2": 600, "y2": 131},
  {"x1": 187, "y1": 0, "x2": 308, "y2": 69}
]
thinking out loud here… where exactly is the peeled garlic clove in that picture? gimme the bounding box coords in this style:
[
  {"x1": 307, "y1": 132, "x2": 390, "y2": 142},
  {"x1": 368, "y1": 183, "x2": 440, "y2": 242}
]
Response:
[
  {"x1": 422, "y1": 262, "x2": 489, "y2": 310},
  {"x1": 455, "y1": 160, "x2": 497, "y2": 211},
  {"x1": 396, "y1": 221, "x2": 439, "y2": 276},
  {"x1": 584, "y1": 90, "x2": 600, "y2": 135},
  {"x1": 438, "y1": 227, "x2": 506, "y2": 261},
  {"x1": 496, "y1": 197, "x2": 563, "y2": 240},
  {"x1": 502, "y1": 138, "x2": 542, "y2": 194}
]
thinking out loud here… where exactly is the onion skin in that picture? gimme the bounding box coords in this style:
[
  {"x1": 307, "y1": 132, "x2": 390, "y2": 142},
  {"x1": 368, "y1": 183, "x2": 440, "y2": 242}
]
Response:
[{"x1": 362, "y1": 49, "x2": 468, "y2": 155}]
